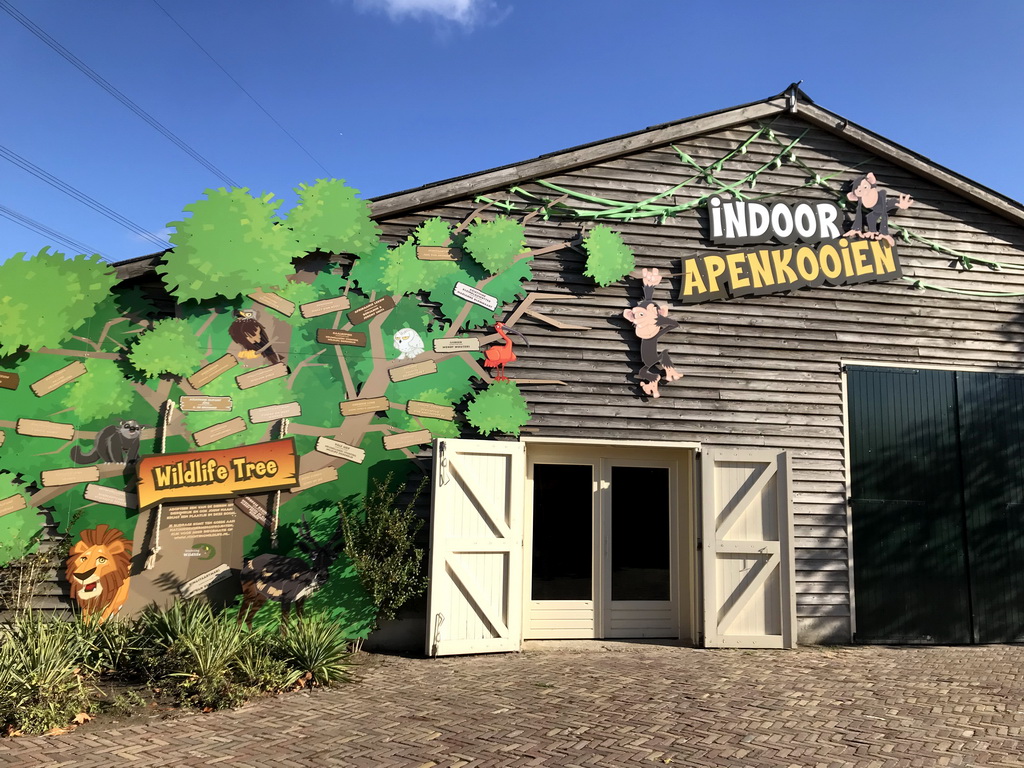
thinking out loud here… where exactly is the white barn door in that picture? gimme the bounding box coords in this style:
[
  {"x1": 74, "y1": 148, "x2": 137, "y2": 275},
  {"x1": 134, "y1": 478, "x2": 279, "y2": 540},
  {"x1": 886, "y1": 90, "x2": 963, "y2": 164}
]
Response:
[
  {"x1": 426, "y1": 438, "x2": 525, "y2": 656},
  {"x1": 701, "y1": 448, "x2": 796, "y2": 648}
]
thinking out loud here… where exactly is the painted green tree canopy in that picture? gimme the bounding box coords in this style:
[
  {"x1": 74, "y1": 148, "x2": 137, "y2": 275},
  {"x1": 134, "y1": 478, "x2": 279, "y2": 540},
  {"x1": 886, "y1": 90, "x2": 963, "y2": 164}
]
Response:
[{"x1": 1, "y1": 177, "x2": 631, "y2": 636}]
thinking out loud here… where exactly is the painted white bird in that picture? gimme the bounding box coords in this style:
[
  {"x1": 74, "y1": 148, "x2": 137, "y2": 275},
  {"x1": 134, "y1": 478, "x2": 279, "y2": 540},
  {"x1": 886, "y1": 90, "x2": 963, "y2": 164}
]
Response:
[{"x1": 393, "y1": 327, "x2": 425, "y2": 360}]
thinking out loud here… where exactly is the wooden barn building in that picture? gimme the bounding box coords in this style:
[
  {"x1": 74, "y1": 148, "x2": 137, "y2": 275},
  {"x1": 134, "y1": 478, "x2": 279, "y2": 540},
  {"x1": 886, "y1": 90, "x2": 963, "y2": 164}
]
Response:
[{"x1": 361, "y1": 85, "x2": 1024, "y2": 653}]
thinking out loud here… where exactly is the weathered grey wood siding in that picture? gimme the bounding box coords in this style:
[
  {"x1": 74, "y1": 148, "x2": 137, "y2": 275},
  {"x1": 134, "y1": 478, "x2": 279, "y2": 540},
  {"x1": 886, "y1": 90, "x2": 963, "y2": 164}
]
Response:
[{"x1": 376, "y1": 113, "x2": 1024, "y2": 643}]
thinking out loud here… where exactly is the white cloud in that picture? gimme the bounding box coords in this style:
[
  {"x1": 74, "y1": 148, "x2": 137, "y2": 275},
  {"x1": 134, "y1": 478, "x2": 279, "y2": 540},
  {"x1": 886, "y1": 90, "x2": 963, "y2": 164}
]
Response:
[{"x1": 355, "y1": 0, "x2": 498, "y2": 27}]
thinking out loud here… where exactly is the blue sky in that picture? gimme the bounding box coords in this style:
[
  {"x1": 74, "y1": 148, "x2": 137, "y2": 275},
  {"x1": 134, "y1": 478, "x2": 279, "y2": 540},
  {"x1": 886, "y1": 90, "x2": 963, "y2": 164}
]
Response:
[{"x1": 2, "y1": 0, "x2": 1023, "y2": 265}]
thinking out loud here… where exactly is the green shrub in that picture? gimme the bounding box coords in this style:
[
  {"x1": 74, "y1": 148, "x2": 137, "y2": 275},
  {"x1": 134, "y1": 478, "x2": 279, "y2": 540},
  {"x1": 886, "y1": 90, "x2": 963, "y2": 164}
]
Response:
[
  {"x1": 276, "y1": 616, "x2": 352, "y2": 687},
  {"x1": 233, "y1": 634, "x2": 302, "y2": 693},
  {"x1": 340, "y1": 475, "x2": 428, "y2": 627},
  {"x1": 0, "y1": 612, "x2": 90, "y2": 734}
]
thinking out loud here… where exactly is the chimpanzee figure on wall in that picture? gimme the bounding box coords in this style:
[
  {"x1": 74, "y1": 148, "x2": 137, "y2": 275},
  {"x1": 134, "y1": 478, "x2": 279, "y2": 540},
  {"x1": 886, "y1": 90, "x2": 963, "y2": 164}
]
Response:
[
  {"x1": 844, "y1": 172, "x2": 913, "y2": 247},
  {"x1": 622, "y1": 268, "x2": 682, "y2": 399}
]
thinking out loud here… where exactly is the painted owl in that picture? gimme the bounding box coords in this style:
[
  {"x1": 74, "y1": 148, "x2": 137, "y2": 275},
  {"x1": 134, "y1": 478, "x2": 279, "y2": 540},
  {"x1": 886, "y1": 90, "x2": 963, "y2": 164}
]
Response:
[
  {"x1": 393, "y1": 327, "x2": 425, "y2": 360},
  {"x1": 229, "y1": 309, "x2": 283, "y2": 364}
]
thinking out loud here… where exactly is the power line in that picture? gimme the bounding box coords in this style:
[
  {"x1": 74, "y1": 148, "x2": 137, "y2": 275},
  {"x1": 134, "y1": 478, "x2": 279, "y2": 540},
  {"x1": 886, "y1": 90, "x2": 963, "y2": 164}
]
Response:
[
  {"x1": 150, "y1": 0, "x2": 333, "y2": 178},
  {"x1": 0, "y1": 0, "x2": 239, "y2": 187},
  {"x1": 0, "y1": 144, "x2": 171, "y2": 250},
  {"x1": 0, "y1": 204, "x2": 111, "y2": 261}
]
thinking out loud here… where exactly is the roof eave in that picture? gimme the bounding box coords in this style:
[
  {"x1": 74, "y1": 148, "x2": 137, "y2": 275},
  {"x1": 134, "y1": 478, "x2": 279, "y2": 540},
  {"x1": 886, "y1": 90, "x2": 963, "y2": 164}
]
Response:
[
  {"x1": 370, "y1": 88, "x2": 1024, "y2": 228},
  {"x1": 369, "y1": 96, "x2": 790, "y2": 219}
]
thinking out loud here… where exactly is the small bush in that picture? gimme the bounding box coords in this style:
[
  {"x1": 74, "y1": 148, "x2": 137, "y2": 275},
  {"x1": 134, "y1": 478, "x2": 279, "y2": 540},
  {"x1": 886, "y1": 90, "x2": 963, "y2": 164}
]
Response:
[
  {"x1": 0, "y1": 612, "x2": 89, "y2": 734},
  {"x1": 277, "y1": 616, "x2": 352, "y2": 687},
  {"x1": 340, "y1": 475, "x2": 428, "y2": 627},
  {"x1": 233, "y1": 635, "x2": 302, "y2": 693}
]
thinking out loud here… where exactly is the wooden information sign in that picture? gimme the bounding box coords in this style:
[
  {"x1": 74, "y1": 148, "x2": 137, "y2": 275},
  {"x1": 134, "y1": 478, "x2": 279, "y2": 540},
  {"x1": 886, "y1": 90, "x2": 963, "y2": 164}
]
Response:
[
  {"x1": 407, "y1": 400, "x2": 456, "y2": 421},
  {"x1": 247, "y1": 291, "x2": 296, "y2": 317},
  {"x1": 16, "y1": 418, "x2": 75, "y2": 441},
  {"x1": 0, "y1": 494, "x2": 27, "y2": 518},
  {"x1": 180, "y1": 564, "x2": 233, "y2": 600},
  {"x1": 235, "y1": 363, "x2": 288, "y2": 390},
  {"x1": 235, "y1": 496, "x2": 269, "y2": 528},
  {"x1": 389, "y1": 360, "x2": 437, "y2": 383},
  {"x1": 300, "y1": 296, "x2": 351, "y2": 319},
  {"x1": 41, "y1": 466, "x2": 101, "y2": 488},
  {"x1": 0, "y1": 372, "x2": 19, "y2": 391},
  {"x1": 348, "y1": 296, "x2": 396, "y2": 325},
  {"x1": 249, "y1": 401, "x2": 301, "y2": 423},
  {"x1": 314, "y1": 436, "x2": 366, "y2": 464},
  {"x1": 193, "y1": 417, "x2": 247, "y2": 447},
  {"x1": 340, "y1": 396, "x2": 390, "y2": 417},
  {"x1": 453, "y1": 282, "x2": 498, "y2": 311},
  {"x1": 294, "y1": 466, "x2": 338, "y2": 492},
  {"x1": 383, "y1": 429, "x2": 432, "y2": 451},
  {"x1": 433, "y1": 338, "x2": 480, "y2": 353},
  {"x1": 416, "y1": 246, "x2": 462, "y2": 261},
  {"x1": 187, "y1": 354, "x2": 238, "y2": 389},
  {"x1": 179, "y1": 396, "x2": 233, "y2": 413},
  {"x1": 84, "y1": 484, "x2": 138, "y2": 509},
  {"x1": 316, "y1": 329, "x2": 367, "y2": 347},
  {"x1": 31, "y1": 361, "x2": 87, "y2": 397}
]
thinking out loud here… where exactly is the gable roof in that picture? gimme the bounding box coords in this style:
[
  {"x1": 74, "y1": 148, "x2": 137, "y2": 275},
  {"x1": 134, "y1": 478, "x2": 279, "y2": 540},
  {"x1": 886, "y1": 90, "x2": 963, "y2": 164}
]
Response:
[
  {"x1": 370, "y1": 85, "x2": 1024, "y2": 227},
  {"x1": 117, "y1": 85, "x2": 1024, "y2": 281}
]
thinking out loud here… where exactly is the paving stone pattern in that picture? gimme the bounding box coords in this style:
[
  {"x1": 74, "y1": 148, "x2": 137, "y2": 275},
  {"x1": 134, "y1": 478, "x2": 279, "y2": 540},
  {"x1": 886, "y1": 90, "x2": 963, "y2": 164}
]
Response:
[{"x1": 3, "y1": 643, "x2": 1024, "y2": 767}]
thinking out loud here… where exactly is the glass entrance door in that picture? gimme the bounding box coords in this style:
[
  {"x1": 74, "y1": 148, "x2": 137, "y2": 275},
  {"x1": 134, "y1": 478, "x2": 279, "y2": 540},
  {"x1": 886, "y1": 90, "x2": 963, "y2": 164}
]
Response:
[{"x1": 526, "y1": 455, "x2": 680, "y2": 639}]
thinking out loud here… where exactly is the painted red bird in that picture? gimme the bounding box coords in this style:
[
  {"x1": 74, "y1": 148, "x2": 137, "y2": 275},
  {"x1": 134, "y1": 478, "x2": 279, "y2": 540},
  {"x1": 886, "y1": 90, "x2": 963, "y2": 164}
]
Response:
[{"x1": 484, "y1": 322, "x2": 528, "y2": 381}]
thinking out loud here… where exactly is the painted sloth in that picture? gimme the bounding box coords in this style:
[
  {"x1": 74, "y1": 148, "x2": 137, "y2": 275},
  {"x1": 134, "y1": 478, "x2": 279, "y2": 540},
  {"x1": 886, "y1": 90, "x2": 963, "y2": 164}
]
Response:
[{"x1": 66, "y1": 524, "x2": 132, "y2": 622}]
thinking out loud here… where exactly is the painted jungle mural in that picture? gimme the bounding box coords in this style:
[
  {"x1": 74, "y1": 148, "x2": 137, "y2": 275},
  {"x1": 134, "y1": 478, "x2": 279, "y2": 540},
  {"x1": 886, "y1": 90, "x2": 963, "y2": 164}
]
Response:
[{"x1": 0, "y1": 180, "x2": 636, "y2": 636}]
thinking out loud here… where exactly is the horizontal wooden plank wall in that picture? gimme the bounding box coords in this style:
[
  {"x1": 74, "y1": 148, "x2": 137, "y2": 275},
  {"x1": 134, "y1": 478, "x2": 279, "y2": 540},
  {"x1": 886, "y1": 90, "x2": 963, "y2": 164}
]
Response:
[{"x1": 376, "y1": 113, "x2": 1024, "y2": 643}]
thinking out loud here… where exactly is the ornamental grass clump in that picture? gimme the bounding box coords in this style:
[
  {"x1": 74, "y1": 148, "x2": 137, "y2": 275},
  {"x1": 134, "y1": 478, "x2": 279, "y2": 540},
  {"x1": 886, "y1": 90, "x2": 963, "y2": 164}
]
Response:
[
  {"x1": 276, "y1": 615, "x2": 353, "y2": 687},
  {"x1": 0, "y1": 612, "x2": 90, "y2": 735}
]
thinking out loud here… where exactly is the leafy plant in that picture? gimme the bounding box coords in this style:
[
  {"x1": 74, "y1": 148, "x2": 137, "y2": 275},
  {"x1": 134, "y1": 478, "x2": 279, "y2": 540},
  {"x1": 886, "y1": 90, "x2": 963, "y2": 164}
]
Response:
[
  {"x1": 276, "y1": 615, "x2": 353, "y2": 687},
  {"x1": 463, "y1": 215, "x2": 525, "y2": 274},
  {"x1": 0, "y1": 248, "x2": 114, "y2": 352},
  {"x1": 340, "y1": 475, "x2": 428, "y2": 627},
  {"x1": 171, "y1": 612, "x2": 253, "y2": 710},
  {"x1": 465, "y1": 379, "x2": 531, "y2": 436},
  {"x1": 288, "y1": 179, "x2": 381, "y2": 258},
  {"x1": 0, "y1": 612, "x2": 90, "y2": 734},
  {"x1": 233, "y1": 634, "x2": 302, "y2": 693},
  {"x1": 161, "y1": 187, "x2": 304, "y2": 301},
  {"x1": 582, "y1": 225, "x2": 636, "y2": 286},
  {"x1": 127, "y1": 318, "x2": 206, "y2": 378}
]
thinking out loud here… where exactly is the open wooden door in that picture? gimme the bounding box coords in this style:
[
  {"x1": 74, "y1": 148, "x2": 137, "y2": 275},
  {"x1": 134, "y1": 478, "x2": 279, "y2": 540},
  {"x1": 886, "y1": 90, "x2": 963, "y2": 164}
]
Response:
[
  {"x1": 426, "y1": 438, "x2": 525, "y2": 656},
  {"x1": 701, "y1": 448, "x2": 796, "y2": 648}
]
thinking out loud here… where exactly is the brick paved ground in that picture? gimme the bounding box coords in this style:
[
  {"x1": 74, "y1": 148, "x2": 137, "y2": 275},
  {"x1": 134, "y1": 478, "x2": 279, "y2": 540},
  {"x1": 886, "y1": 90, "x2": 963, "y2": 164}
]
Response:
[{"x1": 3, "y1": 642, "x2": 1024, "y2": 767}]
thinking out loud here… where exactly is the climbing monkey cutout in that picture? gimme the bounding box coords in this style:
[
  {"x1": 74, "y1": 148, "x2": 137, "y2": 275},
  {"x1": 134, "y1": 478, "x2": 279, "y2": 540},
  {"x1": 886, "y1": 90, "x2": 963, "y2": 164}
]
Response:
[
  {"x1": 844, "y1": 172, "x2": 913, "y2": 247},
  {"x1": 623, "y1": 268, "x2": 682, "y2": 398}
]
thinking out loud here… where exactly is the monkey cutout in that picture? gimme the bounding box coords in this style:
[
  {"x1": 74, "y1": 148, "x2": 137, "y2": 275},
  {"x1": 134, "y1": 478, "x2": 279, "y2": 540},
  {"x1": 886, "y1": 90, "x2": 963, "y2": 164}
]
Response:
[
  {"x1": 623, "y1": 268, "x2": 682, "y2": 399},
  {"x1": 844, "y1": 172, "x2": 913, "y2": 247}
]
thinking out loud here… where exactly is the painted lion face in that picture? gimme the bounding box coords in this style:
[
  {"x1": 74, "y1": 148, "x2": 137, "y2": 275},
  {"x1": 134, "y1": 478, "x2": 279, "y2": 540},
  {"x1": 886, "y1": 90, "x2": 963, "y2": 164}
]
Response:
[{"x1": 66, "y1": 525, "x2": 132, "y2": 618}]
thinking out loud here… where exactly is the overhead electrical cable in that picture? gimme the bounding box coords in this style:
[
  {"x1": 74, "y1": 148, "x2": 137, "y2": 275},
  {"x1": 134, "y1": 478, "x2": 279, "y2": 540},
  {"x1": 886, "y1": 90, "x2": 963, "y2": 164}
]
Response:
[
  {"x1": 150, "y1": 0, "x2": 333, "y2": 178},
  {"x1": 0, "y1": 204, "x2": 111, "y2": 261},
  {"x1": 0, "y1": 144, "x2": 171, "y2": 250},
  {"x1": 0, "y1": 0, "x2": 239, "y2": 187}
]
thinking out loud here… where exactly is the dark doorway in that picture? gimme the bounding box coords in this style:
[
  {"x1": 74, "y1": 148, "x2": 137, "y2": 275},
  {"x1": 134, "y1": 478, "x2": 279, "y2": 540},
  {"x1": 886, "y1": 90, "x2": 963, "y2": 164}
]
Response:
[{"x1": 848, "y1": 365, "x2": 1024, "y2": 644}]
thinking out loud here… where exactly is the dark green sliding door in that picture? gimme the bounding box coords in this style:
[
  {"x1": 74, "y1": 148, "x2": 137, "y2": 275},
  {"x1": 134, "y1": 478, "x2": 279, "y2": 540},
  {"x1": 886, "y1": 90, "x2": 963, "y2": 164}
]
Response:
[
  {"x1": 848, "y1": 367, "x2": 970, "y2": 643},
  {"x1": 958, "y1": 372, "x2": 1024, "y2": 642},
  {"x1": 849, "y1": 366, "x2": 1024, "y2": 644}
]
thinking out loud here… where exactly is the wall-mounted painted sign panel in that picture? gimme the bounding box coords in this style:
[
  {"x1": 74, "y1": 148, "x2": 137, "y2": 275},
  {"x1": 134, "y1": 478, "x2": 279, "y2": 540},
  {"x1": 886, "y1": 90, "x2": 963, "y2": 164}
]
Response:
[
  {"x1": 679, "y1": 238, "x2": 902, "y2": 304},
  {"x1": 137, "y1": 438, "x2": 298, "y2": 510}
]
